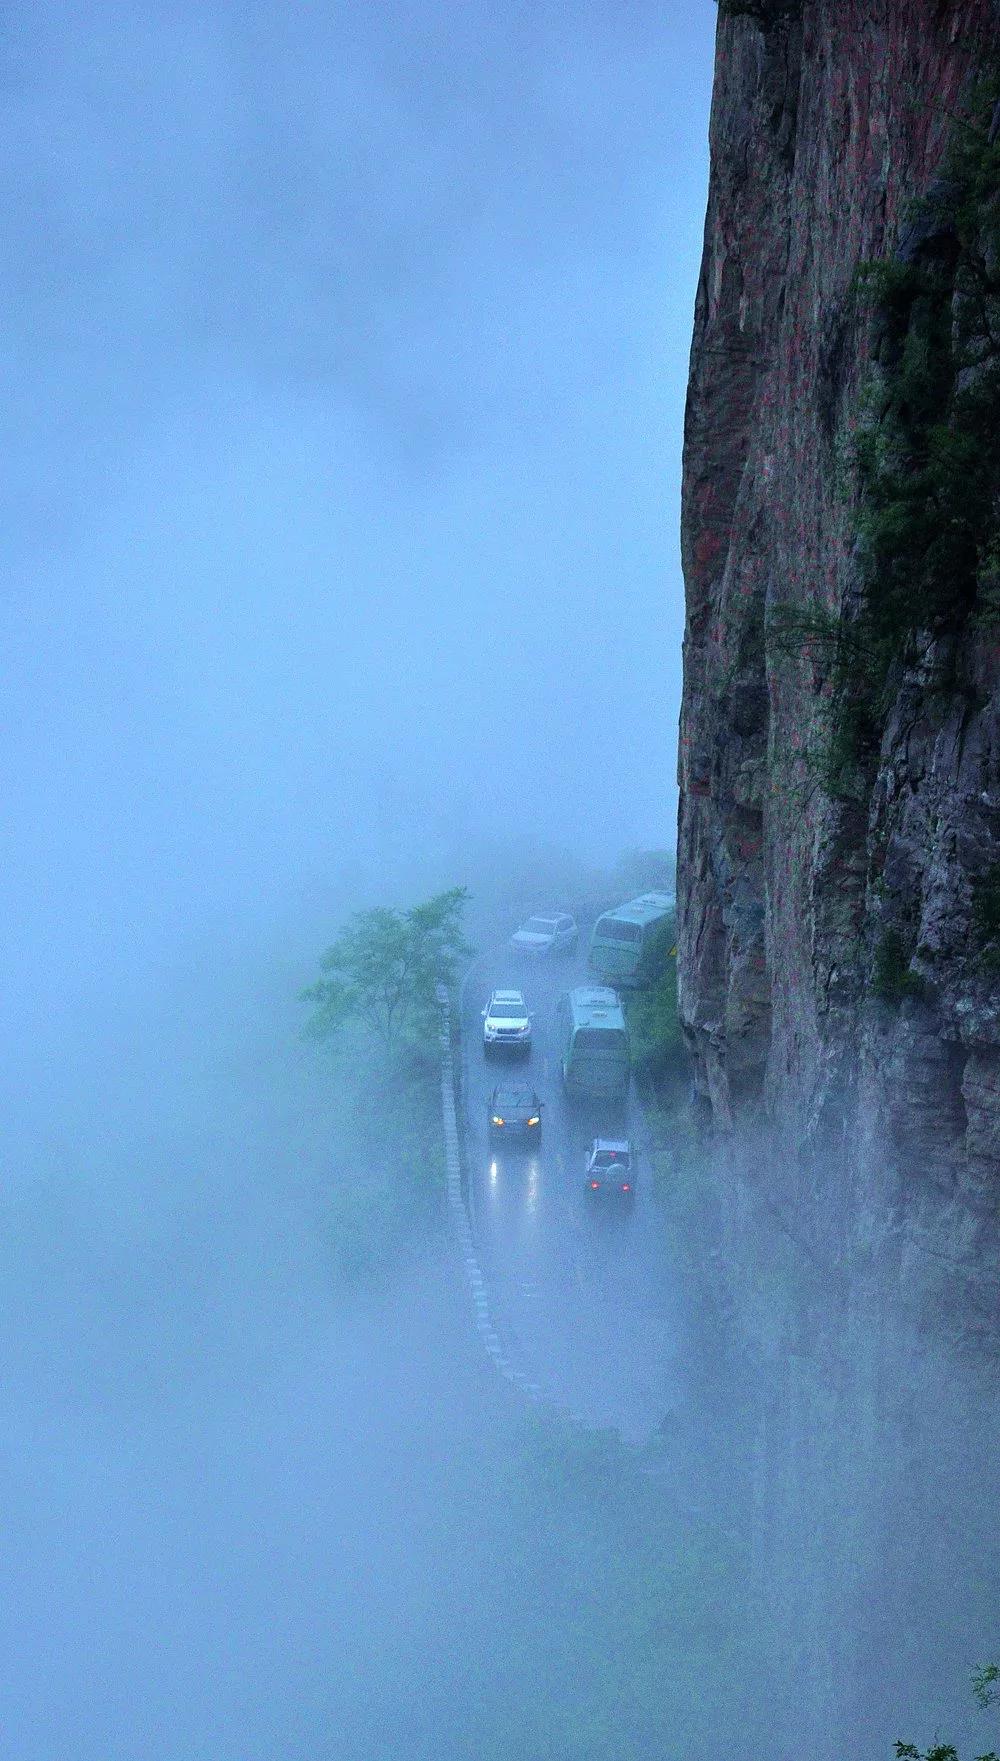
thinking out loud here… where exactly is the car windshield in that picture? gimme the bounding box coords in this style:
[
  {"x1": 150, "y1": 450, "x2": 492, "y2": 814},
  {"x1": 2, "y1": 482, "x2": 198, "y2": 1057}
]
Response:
[
  {"x1": 491, "y1": 999, "x2": 526, "y2": 1017},
  {"x1": 596, "y1": 918, "x2": 642, "y2": 944},
  {"x1": 496, "y1": 1090, "x2": 532, "y2": 1109},
  {"x1": 593, "y1": 1150, "x2": 628, "y2": 1169},
  {"x1": 523, "y1": 918, "x2": 557, "y2": 934}
]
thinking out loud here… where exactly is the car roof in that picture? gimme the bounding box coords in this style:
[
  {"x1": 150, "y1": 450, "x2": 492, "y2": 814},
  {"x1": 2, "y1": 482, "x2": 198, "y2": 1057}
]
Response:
[
  {"x1": 490, "y1": 988, "x2": 526, "y2": 1005},
  {"x1": 592, "y1": 1137, "x2": 631, "y2": 1153}
]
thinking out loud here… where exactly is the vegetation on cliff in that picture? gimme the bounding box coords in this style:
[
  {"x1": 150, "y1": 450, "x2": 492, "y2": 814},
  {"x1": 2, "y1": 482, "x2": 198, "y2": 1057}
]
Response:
[
  {"x1": 851, "y1": 81, "x2": 1000, "y2": 678},
  {"x1": 623, "y1": 914, "x2": 684, "y2": 1084},
  {"x1": 770, "y1": 66, "x2": 1000, "y2": 811},
  {"x1": 972, "y1": 864, "x2": 1000, "y2": 969}
]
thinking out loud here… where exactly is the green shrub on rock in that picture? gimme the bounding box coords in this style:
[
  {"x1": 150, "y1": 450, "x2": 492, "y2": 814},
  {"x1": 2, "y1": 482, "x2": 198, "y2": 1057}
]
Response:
[
  {"x1": 787, "y1": 67, "x2": 1000, "y2": 799},
  {"x1": 871, "y1": 927, "x2": 926, "y2": 1005}
]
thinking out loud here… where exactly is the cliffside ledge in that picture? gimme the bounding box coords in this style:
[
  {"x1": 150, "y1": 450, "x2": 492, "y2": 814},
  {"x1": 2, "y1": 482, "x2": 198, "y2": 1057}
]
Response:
[{"x1": 678, "y1": 0, "x2": 1000, "y2": 1312}]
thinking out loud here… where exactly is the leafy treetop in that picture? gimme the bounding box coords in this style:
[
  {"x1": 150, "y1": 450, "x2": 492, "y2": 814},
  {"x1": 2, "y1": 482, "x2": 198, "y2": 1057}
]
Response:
[
  {"x1": 895, "y1": 1661, "x2": 1000, "y2": 1761},
  {"x1": 302, "y1": 886, "x2": 471, "y2": 1048}
]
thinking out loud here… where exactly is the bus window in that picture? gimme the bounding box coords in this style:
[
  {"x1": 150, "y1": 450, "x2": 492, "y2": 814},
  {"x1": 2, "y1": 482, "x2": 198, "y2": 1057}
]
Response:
[
  {"x1": 595, "y1": 919, "x2": 641, "y2": 943},
  {"x1": 588, "y1": 892, "x2": 675, "y2": 986}
]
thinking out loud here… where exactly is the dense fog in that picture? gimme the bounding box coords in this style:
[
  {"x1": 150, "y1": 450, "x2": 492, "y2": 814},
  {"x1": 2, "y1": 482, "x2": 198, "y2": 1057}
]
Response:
[
  {"x1": 4, "y1": 5, "x2": 999, "y2": 1759},
  {"x1": 2, "y1": 0, "x2": 709, "y2": 1031},
  {"x1": 0, "y1": 851, "x2": 734, "y2": 1761},
  {"x1": 2, "y1": 9, "x2": 718, "y2": 1755}
]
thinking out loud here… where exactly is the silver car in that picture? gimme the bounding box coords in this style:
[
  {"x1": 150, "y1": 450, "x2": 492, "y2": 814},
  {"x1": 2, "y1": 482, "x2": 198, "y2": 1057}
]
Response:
[{"x1": 509, "y1": 913, "x2": 579, "y2": 957}]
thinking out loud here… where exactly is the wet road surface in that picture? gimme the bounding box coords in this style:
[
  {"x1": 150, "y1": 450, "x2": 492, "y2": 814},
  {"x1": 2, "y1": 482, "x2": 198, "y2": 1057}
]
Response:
[{"x1": 461, "y1": 938, "x2": 689, "y2": 1441}]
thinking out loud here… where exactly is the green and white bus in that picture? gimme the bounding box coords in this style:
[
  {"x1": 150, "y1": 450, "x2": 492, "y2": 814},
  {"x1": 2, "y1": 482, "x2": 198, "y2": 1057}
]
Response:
[
  {"x1": 556, "y1": 986, "x2": 630, "y2": 1100},
  {"x1": 588, "y1": 891, "x2": 676, "y2": 987}
]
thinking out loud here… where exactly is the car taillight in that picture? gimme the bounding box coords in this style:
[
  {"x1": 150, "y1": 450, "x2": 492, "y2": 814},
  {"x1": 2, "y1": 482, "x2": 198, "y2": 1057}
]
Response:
[
  {"x1": 622, "y1": 1183, "x2": 631, "y2": 1192},
  {"x1": 590, "y1": 1180, "x2": 600, "y2": 1190}
]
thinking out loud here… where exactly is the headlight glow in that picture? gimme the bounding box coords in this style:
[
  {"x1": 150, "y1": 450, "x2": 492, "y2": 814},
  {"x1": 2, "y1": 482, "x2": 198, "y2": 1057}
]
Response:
[
  {"x1": 492, "y1": 1116, "x2": 504, "y2": 1126},
  {"x1": 527, "y1": 1116, "x2": 540, "y2": 1127}
]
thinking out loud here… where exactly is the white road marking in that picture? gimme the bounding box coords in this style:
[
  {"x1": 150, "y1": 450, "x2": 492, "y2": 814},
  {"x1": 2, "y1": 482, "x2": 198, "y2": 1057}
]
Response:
[{"x1": 438, "y1": 958, "x2": 652, "y2": 1442}]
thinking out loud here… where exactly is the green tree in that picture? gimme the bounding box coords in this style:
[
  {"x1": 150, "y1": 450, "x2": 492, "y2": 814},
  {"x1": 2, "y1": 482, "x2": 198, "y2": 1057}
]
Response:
[
  {"x1": 302, "y1": 886, "x2": 471, "y2": 1048},
  {"x1": 973, "y1": 1665, "x2": 1000, "y2": 1713},
  {"x1": 895, "y1": 1744, "x2": 998, "y2": 1761},
  {"x1": 895, "y1": 1663, "x2": 1000, "y2": 1761}
]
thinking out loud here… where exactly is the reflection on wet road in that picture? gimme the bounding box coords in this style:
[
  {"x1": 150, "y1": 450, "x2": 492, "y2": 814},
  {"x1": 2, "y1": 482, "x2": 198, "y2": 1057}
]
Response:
[{"x1": 462, "y1": 941, "x2": 687, "y2": 1441}]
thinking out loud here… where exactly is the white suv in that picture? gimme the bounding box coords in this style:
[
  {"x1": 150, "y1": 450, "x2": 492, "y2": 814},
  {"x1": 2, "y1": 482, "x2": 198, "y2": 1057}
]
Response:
[
  {"x1": 510, "y1": 913, "x2": 578, "y2": 957},
  {"x1": 482, "y1": 988, "x2": 532, "y2": 1056}
]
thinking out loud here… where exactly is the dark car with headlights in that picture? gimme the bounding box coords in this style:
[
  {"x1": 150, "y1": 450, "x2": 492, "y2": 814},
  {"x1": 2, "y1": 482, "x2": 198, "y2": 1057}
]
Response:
[{"x1": 487, "y1": 1084, "x2": 543, "y2": 1143}]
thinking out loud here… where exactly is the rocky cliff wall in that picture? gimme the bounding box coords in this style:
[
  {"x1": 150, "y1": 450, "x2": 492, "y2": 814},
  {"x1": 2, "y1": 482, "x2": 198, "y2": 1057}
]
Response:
[{"x1": 679, "y1": 0, "x2": 1000, "y2": 1317}]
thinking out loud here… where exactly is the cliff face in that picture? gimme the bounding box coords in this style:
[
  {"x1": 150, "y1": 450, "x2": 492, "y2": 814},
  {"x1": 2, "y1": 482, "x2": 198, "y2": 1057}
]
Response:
[{"x1": 679, "y1": 0, "x2": 1000, "y2": 1313}]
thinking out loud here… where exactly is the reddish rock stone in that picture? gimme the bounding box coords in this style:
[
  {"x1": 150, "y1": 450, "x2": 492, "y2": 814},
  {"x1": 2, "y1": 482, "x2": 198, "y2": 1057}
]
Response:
[{"x1": 679, "y1": 1, "x2": 1000, "y2": 1278}]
